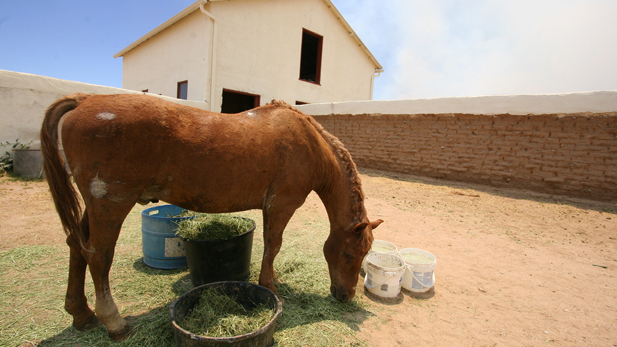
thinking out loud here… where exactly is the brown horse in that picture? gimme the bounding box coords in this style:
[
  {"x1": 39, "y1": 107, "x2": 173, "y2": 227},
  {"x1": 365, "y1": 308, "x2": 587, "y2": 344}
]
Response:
[{"x1": 41, "y1": 93, "x2": 382, "y2": 340}]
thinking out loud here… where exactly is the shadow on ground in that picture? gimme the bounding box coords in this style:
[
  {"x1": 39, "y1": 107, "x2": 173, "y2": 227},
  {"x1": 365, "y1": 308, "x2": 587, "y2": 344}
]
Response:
[
  {"x1": 361, "y1": 168, "x2": 617, "y2": 214},
  {"x1": 37, "y1": 260, "x2": 373, "y2": 346}
]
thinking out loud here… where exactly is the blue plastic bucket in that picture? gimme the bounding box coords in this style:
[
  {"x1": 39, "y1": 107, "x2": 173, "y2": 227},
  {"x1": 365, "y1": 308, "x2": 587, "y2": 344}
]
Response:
[{"x1": 141, "y1": 205, "x2": 193, "y2": 269}]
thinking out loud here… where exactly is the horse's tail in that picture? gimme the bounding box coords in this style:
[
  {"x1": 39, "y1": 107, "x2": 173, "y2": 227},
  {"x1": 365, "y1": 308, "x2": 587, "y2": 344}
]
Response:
[{"x1": 40, "y1": 93, "x2": 92, "y2": 249}]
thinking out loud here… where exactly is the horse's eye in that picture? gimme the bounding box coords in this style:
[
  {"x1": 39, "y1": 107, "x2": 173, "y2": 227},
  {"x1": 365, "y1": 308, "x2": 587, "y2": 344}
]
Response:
[{"x1": 343, "y1": 251, "x2": 353, "y2": 261}]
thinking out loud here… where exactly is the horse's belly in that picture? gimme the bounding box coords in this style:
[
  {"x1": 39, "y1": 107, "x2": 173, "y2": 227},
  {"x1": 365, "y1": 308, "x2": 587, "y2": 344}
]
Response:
[{"x1": 161, "y1": 169, "x2": 272, "y2": 213}]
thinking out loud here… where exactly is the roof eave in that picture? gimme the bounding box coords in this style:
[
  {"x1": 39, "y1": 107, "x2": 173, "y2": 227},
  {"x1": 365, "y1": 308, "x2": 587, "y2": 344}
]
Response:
[
  {"x1": 114, "y1": 0, "x2": 204, "y2": 58},
  {"x1": 322, "y1": 0, "x2": 382, "y2": 70}
]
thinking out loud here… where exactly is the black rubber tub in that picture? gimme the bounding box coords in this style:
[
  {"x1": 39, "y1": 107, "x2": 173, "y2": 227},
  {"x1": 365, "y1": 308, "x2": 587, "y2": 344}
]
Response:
[
  {"x1": 181, "y1": 218, "x2": 255, "y2": 286},
  {"x1": 169, "y1": 281, "x2": 283, "y2": 347}
]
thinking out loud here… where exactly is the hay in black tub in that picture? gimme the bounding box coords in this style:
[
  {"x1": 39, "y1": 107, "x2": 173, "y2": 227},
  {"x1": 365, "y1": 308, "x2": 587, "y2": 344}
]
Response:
[{"x1": 170, "y1": 281, "x2": 282, "y2": 347}]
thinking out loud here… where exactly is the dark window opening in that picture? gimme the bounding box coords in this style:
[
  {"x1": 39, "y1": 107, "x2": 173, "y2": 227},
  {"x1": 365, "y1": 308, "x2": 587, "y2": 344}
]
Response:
[
  {"x1": 221, "y1": 89, "x2": 260, "y2": 114},
  {"x1": 177, "y1": 81, "x2": 188, "y2": 100},
  {"x1": 142, "y1": 89, "x2": 149, "y2": 93},
  {"x1": 296, "y1": 101, "x2": 309, "y2": 105},
  {"x1": 299, "y1": 29, "x2": 323, "y2": 84}
]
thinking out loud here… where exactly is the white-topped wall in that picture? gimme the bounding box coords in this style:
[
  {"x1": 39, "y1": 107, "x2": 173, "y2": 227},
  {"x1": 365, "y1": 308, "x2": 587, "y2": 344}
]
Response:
[
  {"x1": 2, "y1": 69, "x2": 616, "y2": 201},
  {"x1": 0, "y1": 69, "x2": 207, "y2": 148},
  {"x1": 302, "y1": 92, "x2": 617, "y2": 201}
]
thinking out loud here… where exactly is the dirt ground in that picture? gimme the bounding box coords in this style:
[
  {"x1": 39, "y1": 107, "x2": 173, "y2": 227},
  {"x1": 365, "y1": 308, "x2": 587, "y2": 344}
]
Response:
[{"x1": 1, "y1": 170, "x2": 616, "y2": 347}]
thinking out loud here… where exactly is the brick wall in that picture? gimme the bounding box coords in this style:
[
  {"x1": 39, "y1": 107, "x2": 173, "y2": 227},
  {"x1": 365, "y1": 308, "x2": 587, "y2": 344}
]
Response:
[{"x1": 313, "y1": 113, "x2": 617, "y2": 201}]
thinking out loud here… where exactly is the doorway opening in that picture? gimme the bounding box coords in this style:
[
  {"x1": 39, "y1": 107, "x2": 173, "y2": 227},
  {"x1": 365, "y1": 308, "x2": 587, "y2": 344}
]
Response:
[{"x1": 221, "y1": 89, "x2": 260, "y2": 113}]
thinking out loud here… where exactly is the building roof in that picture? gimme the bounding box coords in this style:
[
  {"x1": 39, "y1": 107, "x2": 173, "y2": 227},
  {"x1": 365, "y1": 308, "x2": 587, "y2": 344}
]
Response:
[{"x1": 113, "y1": 0, "x2": 383, "y2": 71}]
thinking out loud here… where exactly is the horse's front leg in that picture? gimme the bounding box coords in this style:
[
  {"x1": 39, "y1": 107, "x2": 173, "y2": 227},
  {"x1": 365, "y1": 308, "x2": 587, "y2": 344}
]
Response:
[
  {"x1": 258, "y1": 196, "x2": 302, "y2": 296},
  {"x1": 65, "y1": 215, "x2": 101, "y2": 331}
]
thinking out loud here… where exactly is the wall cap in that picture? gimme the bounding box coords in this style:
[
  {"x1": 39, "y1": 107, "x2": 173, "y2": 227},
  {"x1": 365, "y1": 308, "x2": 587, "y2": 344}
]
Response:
[
  {"x1": 298, "y1": 91, "x2": 617, "y2": 116},
  {"x1": 0, "y1": 69, "x2": 208, "y2": 110}
]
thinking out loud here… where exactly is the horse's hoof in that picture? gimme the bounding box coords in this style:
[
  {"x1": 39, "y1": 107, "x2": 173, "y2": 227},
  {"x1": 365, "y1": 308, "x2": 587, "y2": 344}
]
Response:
[
  {"x1": 109, "y1": 325, "x2": 134, "y2": 342},
  {"x1": 73, "y1": 314, "x2": 102, "y2": 331}
]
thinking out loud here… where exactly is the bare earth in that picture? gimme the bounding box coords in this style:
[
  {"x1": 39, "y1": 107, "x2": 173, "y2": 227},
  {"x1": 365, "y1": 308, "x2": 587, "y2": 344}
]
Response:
[{"x1": 1, "y1": 170, "x2": 615, "y2": 347}]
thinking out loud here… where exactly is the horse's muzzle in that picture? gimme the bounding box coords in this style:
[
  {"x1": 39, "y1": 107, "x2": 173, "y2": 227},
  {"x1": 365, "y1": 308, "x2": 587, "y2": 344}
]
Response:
[{"x1": 330, "y1": 284, "x2": 352, "y2": 303}]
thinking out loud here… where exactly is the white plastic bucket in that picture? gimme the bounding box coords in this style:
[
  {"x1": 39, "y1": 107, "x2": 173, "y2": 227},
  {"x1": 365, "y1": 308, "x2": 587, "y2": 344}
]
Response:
[
  {"x1": 399, "y1": 248, "x2": 437, "y2": 293},
  {"x1": 362, "y1": 240, "x2": 398, "y2": 274},
  {"x1": 364, "y1": 252, "x2": 406, "y2": 298}
]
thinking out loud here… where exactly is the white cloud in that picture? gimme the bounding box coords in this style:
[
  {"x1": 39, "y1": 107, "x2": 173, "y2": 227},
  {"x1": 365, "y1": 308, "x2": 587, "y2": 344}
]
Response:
[{"x1": 337, "y1": 0, "x2": 617, "y2": 99}]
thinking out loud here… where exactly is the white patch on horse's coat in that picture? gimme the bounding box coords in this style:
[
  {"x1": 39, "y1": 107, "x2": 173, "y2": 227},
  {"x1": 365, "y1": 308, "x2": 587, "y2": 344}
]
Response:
[
  {"x1": 246, "y1": 111, "x2": 256, "y2": 118},
  {"x1": 265, "y1": 194, "x2": 277, "y2": 210},
  {"x1": 90, "y1": 175, "x2": 108, "y2": 198},
  {"x1": 96, "y1": 112, "x2": 116, "y2": 121}
]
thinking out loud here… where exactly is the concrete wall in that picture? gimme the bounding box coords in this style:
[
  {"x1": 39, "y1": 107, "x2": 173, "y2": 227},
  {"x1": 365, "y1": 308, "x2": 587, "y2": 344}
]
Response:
[
  {"x1": 118, "y1": 0, "x2": 378, "y2": 111},
  {"x1": 0, "y1": 70, "x2": 207, "y2": 149},
  {"x1": 298, "y1": 91, "x2": 617, "y2": 201}
]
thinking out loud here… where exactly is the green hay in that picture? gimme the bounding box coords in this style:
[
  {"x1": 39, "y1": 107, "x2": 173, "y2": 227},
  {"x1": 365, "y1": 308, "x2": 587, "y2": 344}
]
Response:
[
  {"x1": 1, "y1": 204, "x2": 373, "y2": 347},
  {"x1": 175, "y1": 213, "x2": 254, "y2": 241},
  {"x1": 169, "y1": 209, "x2": 198, "y2": 218},
  {"x1": 178, "y1": 288, "x2": 274, "y2": 338}
]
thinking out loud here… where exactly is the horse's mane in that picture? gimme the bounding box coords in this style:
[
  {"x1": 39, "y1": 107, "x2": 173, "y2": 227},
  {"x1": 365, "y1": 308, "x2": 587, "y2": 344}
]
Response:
[{"x1": 266, "y1": 100, "x2": 365, "y2": 220}]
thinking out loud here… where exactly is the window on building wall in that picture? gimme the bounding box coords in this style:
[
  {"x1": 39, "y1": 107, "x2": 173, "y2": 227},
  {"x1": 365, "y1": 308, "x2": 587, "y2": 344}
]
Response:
[
  {"x1": 142, "y1": 89, "x2": 149, "y2": 93},
  {"x1": 177, "y1": 81, "x2": 188, "y2": 100},
  {"x1": 299, "y1": 29, "x2": 323, "y2": 84},
  {"x1": 296, "y1": 101, "x2": 309, "y2": 105},
  {"x1": 221, "y1": 89, "x2": 260, "y2": 114}
]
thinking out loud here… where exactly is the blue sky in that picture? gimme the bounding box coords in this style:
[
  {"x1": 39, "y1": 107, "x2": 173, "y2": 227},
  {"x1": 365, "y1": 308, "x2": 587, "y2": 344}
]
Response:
[{"x1": 2, "y1": 0, "x2": 616, "y2": 100}]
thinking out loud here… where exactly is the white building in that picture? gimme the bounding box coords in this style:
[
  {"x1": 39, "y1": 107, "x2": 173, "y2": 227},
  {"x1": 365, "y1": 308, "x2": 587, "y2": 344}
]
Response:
[{"x1": 114, "y1": 0, "x2": 383, "y2": 112}]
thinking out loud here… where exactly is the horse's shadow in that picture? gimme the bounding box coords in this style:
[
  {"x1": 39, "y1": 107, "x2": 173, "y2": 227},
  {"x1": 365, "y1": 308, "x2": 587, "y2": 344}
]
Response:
[
  {"x1": 273, "y1": 282, "x2": 374, "y2": 333},
  {"x1": 38, "y1": 259, "x2": 374, "y2": 346},
  {"x1": 38, "y1": 259, "x2": 193, "y2": 346},
  {"x1": 131, "y1": 257, "x2": 187, "y2": 276}
]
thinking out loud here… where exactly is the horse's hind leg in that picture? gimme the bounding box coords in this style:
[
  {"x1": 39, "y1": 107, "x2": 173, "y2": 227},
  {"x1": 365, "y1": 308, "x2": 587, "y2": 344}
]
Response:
[
  {"x1": 83, "y1": 202, "x2": 134, "y2": 341},
  {"x1": 65, "y1": 212, "x2": 101, "y2": 330}
]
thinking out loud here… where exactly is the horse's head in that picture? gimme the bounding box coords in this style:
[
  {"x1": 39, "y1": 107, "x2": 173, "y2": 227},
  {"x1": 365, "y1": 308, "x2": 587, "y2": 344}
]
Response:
[{"x1": 323, "y1": 218, "x2": 383, "y2": 302}]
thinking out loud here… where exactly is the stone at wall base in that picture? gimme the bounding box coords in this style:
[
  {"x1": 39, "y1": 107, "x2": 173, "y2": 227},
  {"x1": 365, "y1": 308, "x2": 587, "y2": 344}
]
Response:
[{"x1": 13, "y1": 149, "x2": 44, "y2": 178}]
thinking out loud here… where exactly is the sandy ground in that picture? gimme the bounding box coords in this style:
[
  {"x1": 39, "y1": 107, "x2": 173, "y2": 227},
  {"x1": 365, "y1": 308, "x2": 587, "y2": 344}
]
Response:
[{"x1": 1, "y1": 170, "x2": 616, "y2": 347}]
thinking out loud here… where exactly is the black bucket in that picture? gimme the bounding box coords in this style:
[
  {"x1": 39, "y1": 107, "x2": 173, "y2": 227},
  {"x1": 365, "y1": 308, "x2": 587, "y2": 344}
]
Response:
[
  {"x1": 182, "y1": 218, "x2": 255, "y2": 287},
  {"x1": 169, "y1": 281, "x2": 282, "y2": 347}
]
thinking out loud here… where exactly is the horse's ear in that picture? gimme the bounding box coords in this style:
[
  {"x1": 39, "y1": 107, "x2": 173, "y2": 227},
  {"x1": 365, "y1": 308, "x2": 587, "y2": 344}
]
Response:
[
  {"x1": 370, "y1": 219, "x2": 384, "y2": 230},
  {"x1": 353, "y1": 222, "x2": 369, "y2": 234},
  {"x1": 353, "y1": 219, "x2": 383, "y2": 234}
]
